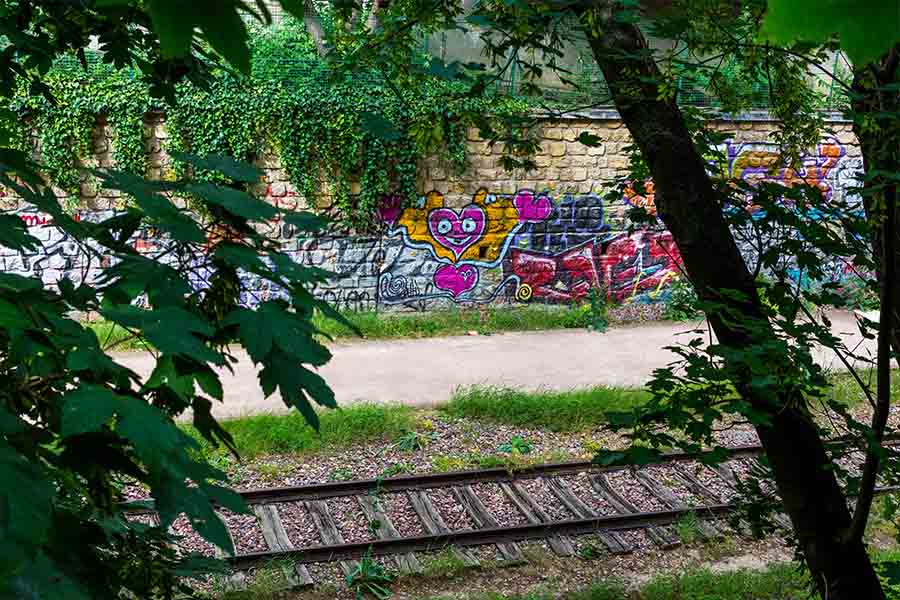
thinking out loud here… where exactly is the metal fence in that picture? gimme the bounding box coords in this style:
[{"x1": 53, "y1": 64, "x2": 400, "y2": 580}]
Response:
[{"x1": 53, "y1": 26, "x2": 850, "y2": 111}]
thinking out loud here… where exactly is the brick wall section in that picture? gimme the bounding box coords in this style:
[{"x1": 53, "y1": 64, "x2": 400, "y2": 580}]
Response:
[{"x1": 1, "y1": 112, "x2": 864, "y2": 311}]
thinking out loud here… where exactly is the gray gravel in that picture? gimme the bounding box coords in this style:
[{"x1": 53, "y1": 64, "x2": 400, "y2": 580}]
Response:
[
  {"x1": 518, "y1": 478, "x2": 573, "y2": 522},
  {"x1": 429, "y1": 488, "x2": 476, "y2": 530},
  {"x1": 276, "y1": 502, "x2": 319, "y2": 548},
  {"x1": 471, "y1": 483, "x2": 528, "y2": 527},
  {"x1": 219, "y1": 509, "x2": 267, "y2": 554},
  {"x1": 331, "y1": 497, "x2": 376, "y2": 544},
  {"x1": 604, "y1": 470, "x2": 667, "y2": 512},
  {"x1": 169, "y1": 515, "x2": 216, "y2": 556},
  {"x1": 378, "y1": 492, "x2": 427, "y2": 538},
  {"x1": 566, "y1": 473, "x2": 617, "y2": 516},
  {"x1": 642, "y1": 465, "x2": 704, "y2": 506}
]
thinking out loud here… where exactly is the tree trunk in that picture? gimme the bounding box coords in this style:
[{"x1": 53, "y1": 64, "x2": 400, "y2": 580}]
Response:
[
  {"x1": 581, "y1": 6, "x2": 883, "y2": 598},
  {"x1": 852, "y1": 46, "x2": 900, "y2": 354}
]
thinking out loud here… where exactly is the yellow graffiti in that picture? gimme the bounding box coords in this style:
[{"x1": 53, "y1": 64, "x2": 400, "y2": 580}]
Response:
[
  {"x1": 396, "y1": 189, "x2": 521, "y2": 263},
  {"x1": 515, "y1": 283, "x2": 533, "y2": 301}
]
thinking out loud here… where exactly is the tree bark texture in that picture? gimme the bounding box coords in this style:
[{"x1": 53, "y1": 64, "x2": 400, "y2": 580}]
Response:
[
  {"x1": 852, "y1": 45, "x2": 900, "y2": 357},
  {"x1": 581, "y1": 5, "x2": 883, "y2": 598}
]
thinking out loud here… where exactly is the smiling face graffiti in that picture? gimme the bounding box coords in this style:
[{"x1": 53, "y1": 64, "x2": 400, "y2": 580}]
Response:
[
  {"x1": 427, "y1": 204, "x2": 486, "y2": 259},
  {"x1": 385, "y1": 189, "x2": 522, "y2": 264}
]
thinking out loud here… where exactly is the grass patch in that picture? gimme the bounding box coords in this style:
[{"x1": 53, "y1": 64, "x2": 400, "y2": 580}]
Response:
[
  {"x1": 442, "y1": 386, "x2": 650, "y2": 432},
  {"x1": 430, "y1": 449, "x2": 572, "y2": 473},
  {"x1": 634, "y1": 564, "x2": 812, "y2": 599},
  {"x1": 85, "y1": 318, "x2": 154, "y2": 352},
  {"x1": 822, "y1": 368, "x2": 900, "y2": 409},
  {"x1": 420, "y1": 547, "x2": 473, "y2": 579},
  {"x1": 313, "y1": 304, "x2": 592, "y2": 340},
  {"x1": 431, "y1": 563, "x2": 811, "y2": 600},
  {"x1": 185, "y1": 404, "x2": 415, "y2": 460},
  {"x1": 84, "y1": 304, "x2": 595, "y2": 353}
]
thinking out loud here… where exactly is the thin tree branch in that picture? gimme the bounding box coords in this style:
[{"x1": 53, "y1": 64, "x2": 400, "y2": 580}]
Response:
[{"x1": 846, "y1": 166, "x2": 895, "y2": 543}]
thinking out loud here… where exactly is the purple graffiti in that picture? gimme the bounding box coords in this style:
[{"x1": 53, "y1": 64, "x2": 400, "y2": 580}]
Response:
[
  {"x1": 513, "y1": 190, "x2": 553, "y2": 223},
  {"x1": 427, "y1": 204, "x2": 487, "y2": 259}
]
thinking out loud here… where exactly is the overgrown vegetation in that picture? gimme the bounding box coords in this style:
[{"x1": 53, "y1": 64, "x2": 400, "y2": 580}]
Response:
[
  {"x1": 4, "y1": 16, "x2": 529, "y2": 226},
  {"x1": 313, "y1": 304, "x2": 595, "y2": 340},
  {"x1": 87, "y1": 303, "x2": 599, "y2": 350},
  {"x1": 424, "y1": 563, "x2": 814, "y2": 600},
  {"x1": 442, "y1": 386, "x2": 650, "y2": 432},
  {"x1": 186, "y1": 404, "x2": 415, "y2": 460}
]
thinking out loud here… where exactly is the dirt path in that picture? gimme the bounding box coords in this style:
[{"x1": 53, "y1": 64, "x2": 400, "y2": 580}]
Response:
[{"x1": 115, "y1": 310, "x2": 874, "y2": 419}]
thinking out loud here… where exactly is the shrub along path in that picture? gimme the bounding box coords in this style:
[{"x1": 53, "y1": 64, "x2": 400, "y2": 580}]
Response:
[{"x1": 114, "y1": 309, "x2": 874, "y2": 420}]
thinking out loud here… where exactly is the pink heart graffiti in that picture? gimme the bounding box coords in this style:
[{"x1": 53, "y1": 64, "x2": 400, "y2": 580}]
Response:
[
  {"x1": 513, "y1": 190, "x2": 553, "y2": 223},
  {"x1": 427, "y1": 204, "x2": 486, "y2": 259},
  {"x1": 434, "y1": 263, "x2": 479, "y2": 298}
]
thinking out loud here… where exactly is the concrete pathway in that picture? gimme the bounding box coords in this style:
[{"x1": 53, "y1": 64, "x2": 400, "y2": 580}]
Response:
[{"x1": 115, "y1": 310, "x2": 876, "y2": 420}]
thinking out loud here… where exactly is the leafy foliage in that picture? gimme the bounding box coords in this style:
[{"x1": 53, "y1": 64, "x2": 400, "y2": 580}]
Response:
[
  {"x1": 4, "y1": 16, "x2": 528, "y2": 227},
  {"x1": 762, "y1": 0, "x2": 900, "y2": 67},
  {"x1": 346, "y1": 550, "x2": 395, "y2": 600},
  {"x1": 0, "y1": 143, "x2": 344, "y2": 597}
]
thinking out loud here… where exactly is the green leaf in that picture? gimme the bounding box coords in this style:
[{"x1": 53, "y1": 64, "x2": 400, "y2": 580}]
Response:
[
  {"x1": 144, "y1": 355, "x2": 195, "y2": 400},
  {"x1": 360, "y1": 112, "x2": 402, "y2": 141},
  {"x1": 0, "y1": 215, "x2": 40, "y2": 252},
  {"x1": 761, "y1": 0, "x2": 900, "y2": 66},
  {"x1": 93, "y1": 171, "x2": 204, "y2": 243},
  {"x1": 223, "y1": 302, "x2": 331, "y2": 366},
  {"x1": 146, "y1": 0, "x2": 251, "y2": 74},
  {"x1": 174, "y1": 153, "x2": 262, "y2": 183},
  {"x1": 281, "y1": 211, "x2": 328, "y2": 233},
  {"x1": 214, "y1": 244, "x2": 270, "y2": 278},
  {"x1": 102, "y1": 306, "x2": 224, "y2": 365},
  {"x1": 191, "y1": 396, "x2": 237, "y2": 456},
  {"x1": 145, "y1": 0, "x2": 196, "y2": 60},
  {"x1": 3, "y1": 550, "x2": 92, "y2": 600},
  {"x1": 576, "y1": 131, "x2": 602, "y2": 147},
  {"x1": 60, "y1": 385, "x2": 121, "y2": 437},
  {"x1": 200, "y1": 6, "x2": 252, "y2": 75},
  {"x1": 187, "y1": 183, "x2": 277, "y2": 220},
  {"x1": 194, "y1": 365, "x2": 224, "y2": 402},
  {"x1": 0, "y1": 441, "x2": 55, "y2": 583}
]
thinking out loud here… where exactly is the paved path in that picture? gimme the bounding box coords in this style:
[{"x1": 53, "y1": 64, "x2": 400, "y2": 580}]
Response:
[{"x1": 115, "y1": 311, "x2": 875, "y2": 419}]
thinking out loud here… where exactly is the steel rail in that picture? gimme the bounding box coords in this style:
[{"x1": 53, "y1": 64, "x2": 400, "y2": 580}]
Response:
[
  {"x1": 124, "y1": 443, "x2": 767, "y2": 514},
  {"x1": 227, "y1": 503, "x2": 737, "y2": 568},
  {"x1": 226, "y1": 483, "x2": 900, "y2": 568}
]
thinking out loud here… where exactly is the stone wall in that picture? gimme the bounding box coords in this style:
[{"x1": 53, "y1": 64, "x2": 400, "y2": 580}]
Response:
[{"x1": 1, "y1": 111, "x2": 865, "y2": 312}]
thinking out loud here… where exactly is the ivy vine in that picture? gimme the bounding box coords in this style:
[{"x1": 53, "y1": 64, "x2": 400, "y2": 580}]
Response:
[{"x1": 5, "y1": 17, "x2": 529, "y2": 226}]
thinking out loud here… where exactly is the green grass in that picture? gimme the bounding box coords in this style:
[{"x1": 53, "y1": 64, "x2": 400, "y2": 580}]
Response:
[
  {"x1": 429, "y1": 563, "x2": 812, "y2": 600},
  {"x1": 442, "y1": 386, "x2": 650, "y2": 432},
  {"x1": 184, "y1": 404, "x2": 415, "y2": 460},
  {"x1": 85, "y1": 304, "x2": 595, "y2": 352},
  {"x1": 420, "y1": 547, "x2": 473, "y2": 579},
  {"x1": 822, "y1": 368, "x2": 900, "y2": 409},
  {"x1": 85, "y1": 318, "x2": 154, "y2": 352},
  {"x1": 633, "y1": 564, "x2": 812, "y2": 599},
  {"x1": 313, "y1": 304, "x2": 593, "y2": 340}
]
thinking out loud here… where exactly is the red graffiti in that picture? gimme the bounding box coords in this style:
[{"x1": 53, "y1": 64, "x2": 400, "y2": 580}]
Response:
[
  {"x1": 19, "y1": 212, "x2": 81, "y2": 227},
  {"x1": 598, "y1": 231, "x2": 682, "y2": 302},
  {"x1": 507, "y1": 241, "x2": 602, "y2": 302}
]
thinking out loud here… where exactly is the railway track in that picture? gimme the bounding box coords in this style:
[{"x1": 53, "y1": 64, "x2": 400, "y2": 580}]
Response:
[{"x1": 126, "y1": 440, "x2": 892, "y2": 590}]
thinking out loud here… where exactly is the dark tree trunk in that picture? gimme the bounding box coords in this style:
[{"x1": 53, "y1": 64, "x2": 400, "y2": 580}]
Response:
[
  {"x1": 581, "y1": 6, "x2": 883, "y2": 598},
  {"x1": 852, "y1": 45, "x2": 900, "y2": 354}
]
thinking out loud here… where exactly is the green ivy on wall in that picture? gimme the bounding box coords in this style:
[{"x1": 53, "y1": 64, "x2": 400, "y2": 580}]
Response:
[{"x1": 5, "y1": 17, "x2": 528, "y2": 226}]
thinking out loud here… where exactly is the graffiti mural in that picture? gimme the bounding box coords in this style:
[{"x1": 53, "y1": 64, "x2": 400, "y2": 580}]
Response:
[
  {"x1": 0, "y1": 135, "x2": 863, "y2": 313},
  {"x1": 727, "y1": 139, "x2": 847, "y2": 205},
  {"x1": 376, "y1": 188, "x2": 682, "y2": 307},
  {"x1": 377, "y1": 188, "x2": 554, "y2": 304}
]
